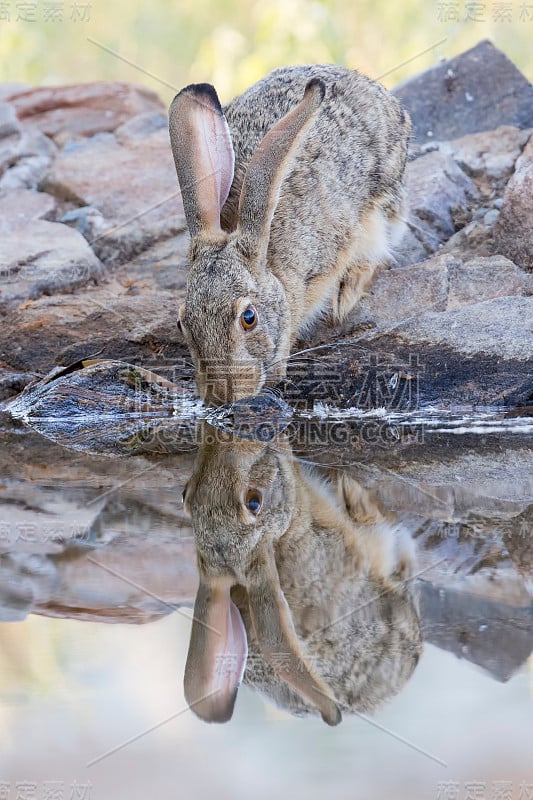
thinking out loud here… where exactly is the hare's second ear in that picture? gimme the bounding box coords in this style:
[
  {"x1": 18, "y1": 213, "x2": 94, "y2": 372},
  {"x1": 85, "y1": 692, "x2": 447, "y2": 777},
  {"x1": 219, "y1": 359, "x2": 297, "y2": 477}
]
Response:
[
  {"x1": 247, "y1": 542, "x2": 341, "y2": 726},
  {"x1": 184, "y1": 578, "x2": 247, "y2": 723},
  {"x1": 237, "y1": 79, "x2": 325, "y2": 262},
  {"x1": 169, "y1": 84, "x2": 235, "y2": 239}
]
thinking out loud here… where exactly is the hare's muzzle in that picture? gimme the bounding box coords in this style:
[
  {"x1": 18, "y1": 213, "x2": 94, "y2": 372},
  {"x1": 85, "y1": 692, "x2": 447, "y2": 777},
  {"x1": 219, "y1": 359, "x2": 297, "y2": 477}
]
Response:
[{"x1": 197, "y1": 364, "x2": 265, "y2": 406}]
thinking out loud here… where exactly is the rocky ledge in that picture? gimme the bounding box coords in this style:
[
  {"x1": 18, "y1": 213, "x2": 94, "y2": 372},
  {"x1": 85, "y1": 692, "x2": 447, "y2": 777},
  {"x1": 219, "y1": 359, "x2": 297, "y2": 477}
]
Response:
[{"x1": 0, "y1": 40, "x2": 532, "y2": 404}]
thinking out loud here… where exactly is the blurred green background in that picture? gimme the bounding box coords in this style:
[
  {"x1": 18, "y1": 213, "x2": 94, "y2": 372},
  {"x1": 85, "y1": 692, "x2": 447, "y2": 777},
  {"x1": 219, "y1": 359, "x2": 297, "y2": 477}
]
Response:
[{"x1": 1, "y1": 0, "x2": 532, "y2": 104}]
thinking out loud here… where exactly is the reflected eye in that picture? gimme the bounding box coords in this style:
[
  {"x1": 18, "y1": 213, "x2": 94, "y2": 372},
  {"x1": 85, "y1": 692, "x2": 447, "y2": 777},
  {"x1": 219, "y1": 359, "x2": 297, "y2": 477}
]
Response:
[
  {"x1": 245, "y1": 489, "x2": 262, "y2": 515},
  {"x1": 240, "y1": 305, "x2": 257, "y2": 331}
]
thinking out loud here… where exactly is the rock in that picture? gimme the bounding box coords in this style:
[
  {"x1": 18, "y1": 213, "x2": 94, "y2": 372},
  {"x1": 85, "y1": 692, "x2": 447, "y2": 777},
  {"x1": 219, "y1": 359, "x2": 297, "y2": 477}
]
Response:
[
  {"x1": 393, "y1": 40, "x2": 533, "y2": 145},
  {"x1": 446, "y1": 255, "x2": 532, "y2": 308},
  {"x1": 0, "y1": 84, "x2": 28, "y2": 101},
  {"x1": 0, "y1": 219, "x2": 104, "y2": 306},
  {"x1": 341, "y1": 256, "x2": 449, "y2": 332},
  {"x1": 494, "y1": 136, "x2": 533, "y2": 270},
  {"x1": 294, "y1": 298, "x2": 532, "y2": 410},
  {"x1": 0, "y1": 128, "x2": 57, "y2": 191},
  {"x1": 41, "y1": 122, "x2": 187, "y2": 265},
  {"x1": 0, "y1": 102, "x2": 20, "y2": 138},
  {"x1": 0, "y1": 367, "x2": 40, "y2": 402},
  {"x1": 0, "y1": 128, "x2": 56, "y2": 174},
  {"x1": 394, "y1": 150, "x2": 478, "y2": 267},
  {"x1": 438, "y1": 125, "x2": 532, "y2": 187},
  {"x1": 5, "y1": 82, "x2": 165, "y2": 139},
  {"x1": 0, "y1": 155, "x2": 51, "y2": 191},
  {"x1": 114, "y1": 110, "x2": 168, "y2": 144},
  {"x1": 388, "y1": 295, "x2": 532, "y2": 361},
  {"x1": 0, "y1": 188, "x2": 57, "y2": 231},
  {"x1": 0, "y1": 276, "x2": 186, "y2": 373},
  {"x1": 419, "y1": 581, "x2": 533, "y2": 682},
  {"x1": 439, "y1": 216, "x2": 496, "y2": 261},
  {"x1": 61, "y1": 205, "x2": 106, "y2": 239},
  {"x1": 323, "y1": 254, "x2": 532, "y2": 336}
]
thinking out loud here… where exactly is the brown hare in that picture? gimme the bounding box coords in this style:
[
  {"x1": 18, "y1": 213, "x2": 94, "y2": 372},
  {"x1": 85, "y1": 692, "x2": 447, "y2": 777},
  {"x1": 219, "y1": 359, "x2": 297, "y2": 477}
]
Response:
[
  {"x1": 182, "y1": 426, "x2": 421, "y2": 725},
  {"x1": 169, "y1": 66, "x2": 411, "y2": 404}
]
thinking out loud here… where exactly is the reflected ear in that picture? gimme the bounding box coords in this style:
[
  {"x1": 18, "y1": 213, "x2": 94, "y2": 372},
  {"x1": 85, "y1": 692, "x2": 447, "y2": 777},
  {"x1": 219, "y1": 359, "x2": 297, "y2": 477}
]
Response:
[
  {"x1": 237, "y1": 79, "x2": 325, "y2": 262},
  {"x1": 184, "y1": 577, "x2": 248, "y2": 723},
  {"x1": 169, "y1": 83, "x2": 235, "y2": 239},
  {"x1": 247, "y1": 542, "x2": 341, "y2": 726}
]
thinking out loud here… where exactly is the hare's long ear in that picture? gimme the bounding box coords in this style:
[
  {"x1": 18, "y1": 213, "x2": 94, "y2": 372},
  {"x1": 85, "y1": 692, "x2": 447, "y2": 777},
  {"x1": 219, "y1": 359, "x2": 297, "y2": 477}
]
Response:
[
  {"x1": 184, "y1": 576, "x2": 247, "y2": 723},
  {"x1": 247, "y1": 542, "x2": 341, "y2": 726},
  {"x1": 169, "y1": 84, "x2": 235, "y2": 239},
  {"x1": 237, "y1": 79, "x2": 325, "y2": 261}
]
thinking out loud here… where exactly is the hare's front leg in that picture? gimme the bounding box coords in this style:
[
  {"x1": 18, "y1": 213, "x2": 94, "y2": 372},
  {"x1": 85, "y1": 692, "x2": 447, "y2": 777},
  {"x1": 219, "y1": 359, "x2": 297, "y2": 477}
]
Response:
[
  {"x1": 329, "y1": 260, "x2": 378, "y2": 324},
  {"x1": 336, "y1": 474, "x2": 416, "y2": 581}
]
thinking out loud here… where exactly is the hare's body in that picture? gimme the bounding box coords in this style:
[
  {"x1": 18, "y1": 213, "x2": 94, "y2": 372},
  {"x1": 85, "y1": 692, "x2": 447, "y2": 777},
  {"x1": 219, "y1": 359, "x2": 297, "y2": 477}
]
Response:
[
  {"x1": 169, "y1": 66, "x2": 410, "y2": 404},
  {"x1": 222, "y1": 65, "x2": 410, "y2": 331},
  {"x1": 235, "y1": 466, "x2": 420, "y2": 718},
  {"x1": 182, "y1": 430, "x2": 421, "y2": 725}
]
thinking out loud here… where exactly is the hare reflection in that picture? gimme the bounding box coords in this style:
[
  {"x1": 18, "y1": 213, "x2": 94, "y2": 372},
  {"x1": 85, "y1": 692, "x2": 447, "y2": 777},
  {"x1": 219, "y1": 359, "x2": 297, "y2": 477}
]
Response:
[{"x1": 182, "y1": 424, "x2": 421, "y2": 726}]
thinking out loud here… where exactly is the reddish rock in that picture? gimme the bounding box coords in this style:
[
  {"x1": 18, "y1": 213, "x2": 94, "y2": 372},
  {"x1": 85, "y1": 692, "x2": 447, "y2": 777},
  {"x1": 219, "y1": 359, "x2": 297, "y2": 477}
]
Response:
[{"x1": 6, "y1": 82, "x2": 165, "y2": 138}]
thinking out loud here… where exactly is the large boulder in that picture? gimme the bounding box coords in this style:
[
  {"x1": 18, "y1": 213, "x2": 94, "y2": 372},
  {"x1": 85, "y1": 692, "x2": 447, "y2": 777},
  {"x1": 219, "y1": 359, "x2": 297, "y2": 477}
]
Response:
[{"x1": 393, "y1": 40, "x2": 533, "y2": 144}]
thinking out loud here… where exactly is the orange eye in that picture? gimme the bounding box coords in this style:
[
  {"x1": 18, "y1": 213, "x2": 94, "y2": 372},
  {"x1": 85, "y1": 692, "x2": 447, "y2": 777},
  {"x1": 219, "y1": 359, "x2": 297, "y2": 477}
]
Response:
[
  {"x1": 245, "y1": 489, "x2": 262, "y2": 515},
  {"x1": 240, "y1": 305, "x2": 257, "y2": 331}
]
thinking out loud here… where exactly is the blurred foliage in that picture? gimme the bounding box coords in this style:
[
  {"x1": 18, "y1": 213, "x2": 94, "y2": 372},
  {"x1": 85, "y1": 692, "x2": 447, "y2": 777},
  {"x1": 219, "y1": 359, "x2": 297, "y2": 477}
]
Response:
[{"x1": 0, "y1": 0, "x2": 532, "y2": 104}]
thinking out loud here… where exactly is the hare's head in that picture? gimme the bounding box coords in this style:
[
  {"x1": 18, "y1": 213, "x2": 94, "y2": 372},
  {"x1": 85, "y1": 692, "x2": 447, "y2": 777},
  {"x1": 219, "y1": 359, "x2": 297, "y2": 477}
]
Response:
[
  {"x1": 169, "y1": 80, "x2": 325, "y2": 405},
  {"x1": 182, "y1": 426, "x2": 341, "y2": 726}
]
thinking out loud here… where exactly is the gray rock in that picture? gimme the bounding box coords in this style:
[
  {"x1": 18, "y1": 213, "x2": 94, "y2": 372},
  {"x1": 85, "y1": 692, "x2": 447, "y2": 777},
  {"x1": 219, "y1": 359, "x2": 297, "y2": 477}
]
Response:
[
  {"x1": 310, "y1": 254, "x2": 532, "y2": 338},
  {"x1": 41, "y1": 125, "x2": 187, "y2": 265},
  {"x1": 0, "y1": 155, "x2": 51, "y2": 191},
  {"x1": 0, "y1": 128, "x2": 56, "y2": 180},
  {"x1": 0, "y1": 188, "x2": 57, "y2": 231},
  {"x1": 438, "y1": 125, "x2": 532, "y2": 186},
  {"x1": 419, "y1": 581, "x2": 533, "y2": 682},
  {"x1": 61, "y1": 205, "x2": 106, "y2": 239},
  {"x1": 345, "y1": 256, "x2": 449, "y2": 331},
  {"x1": 494, "y1": 136, "x2": 533, "y2": 270},
  {"x1": 394, "y1": 150, "x2": 478, "y2": 267},
  {"x1": 389, "y1": 295, "x2": 533, "y2": 360},
  {"x1": 393, "y1": 40, "x2": 533, "y2": 144},
  {"x1": 114, "y1": 111, "x2": 168, "y2": 145},
  {"x1": 0, "y1": 219, "x2": 104, "y2": 306},
  {"x1": 446, "y1": 255, "x2": 532, "y2": 308}
]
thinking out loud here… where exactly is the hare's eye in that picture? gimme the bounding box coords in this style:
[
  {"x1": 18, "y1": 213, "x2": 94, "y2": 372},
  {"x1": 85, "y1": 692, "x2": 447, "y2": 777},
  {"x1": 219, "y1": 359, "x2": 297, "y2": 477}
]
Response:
[
  {"x1": 245, "y1": 489, "x2": 262, "y2": 515},
  {"x1": 176, "y1": 318, "x2": 183, "y2": 334},
  {"x1": 240, "y1": 305, "x2": 257, "y2": 331}
]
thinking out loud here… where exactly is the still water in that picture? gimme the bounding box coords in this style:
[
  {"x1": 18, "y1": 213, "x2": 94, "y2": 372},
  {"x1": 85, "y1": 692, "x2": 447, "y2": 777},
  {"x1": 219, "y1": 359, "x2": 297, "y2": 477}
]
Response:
[{"x1": 0, "y1": 363, "x2": 532, "y2": 800}]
